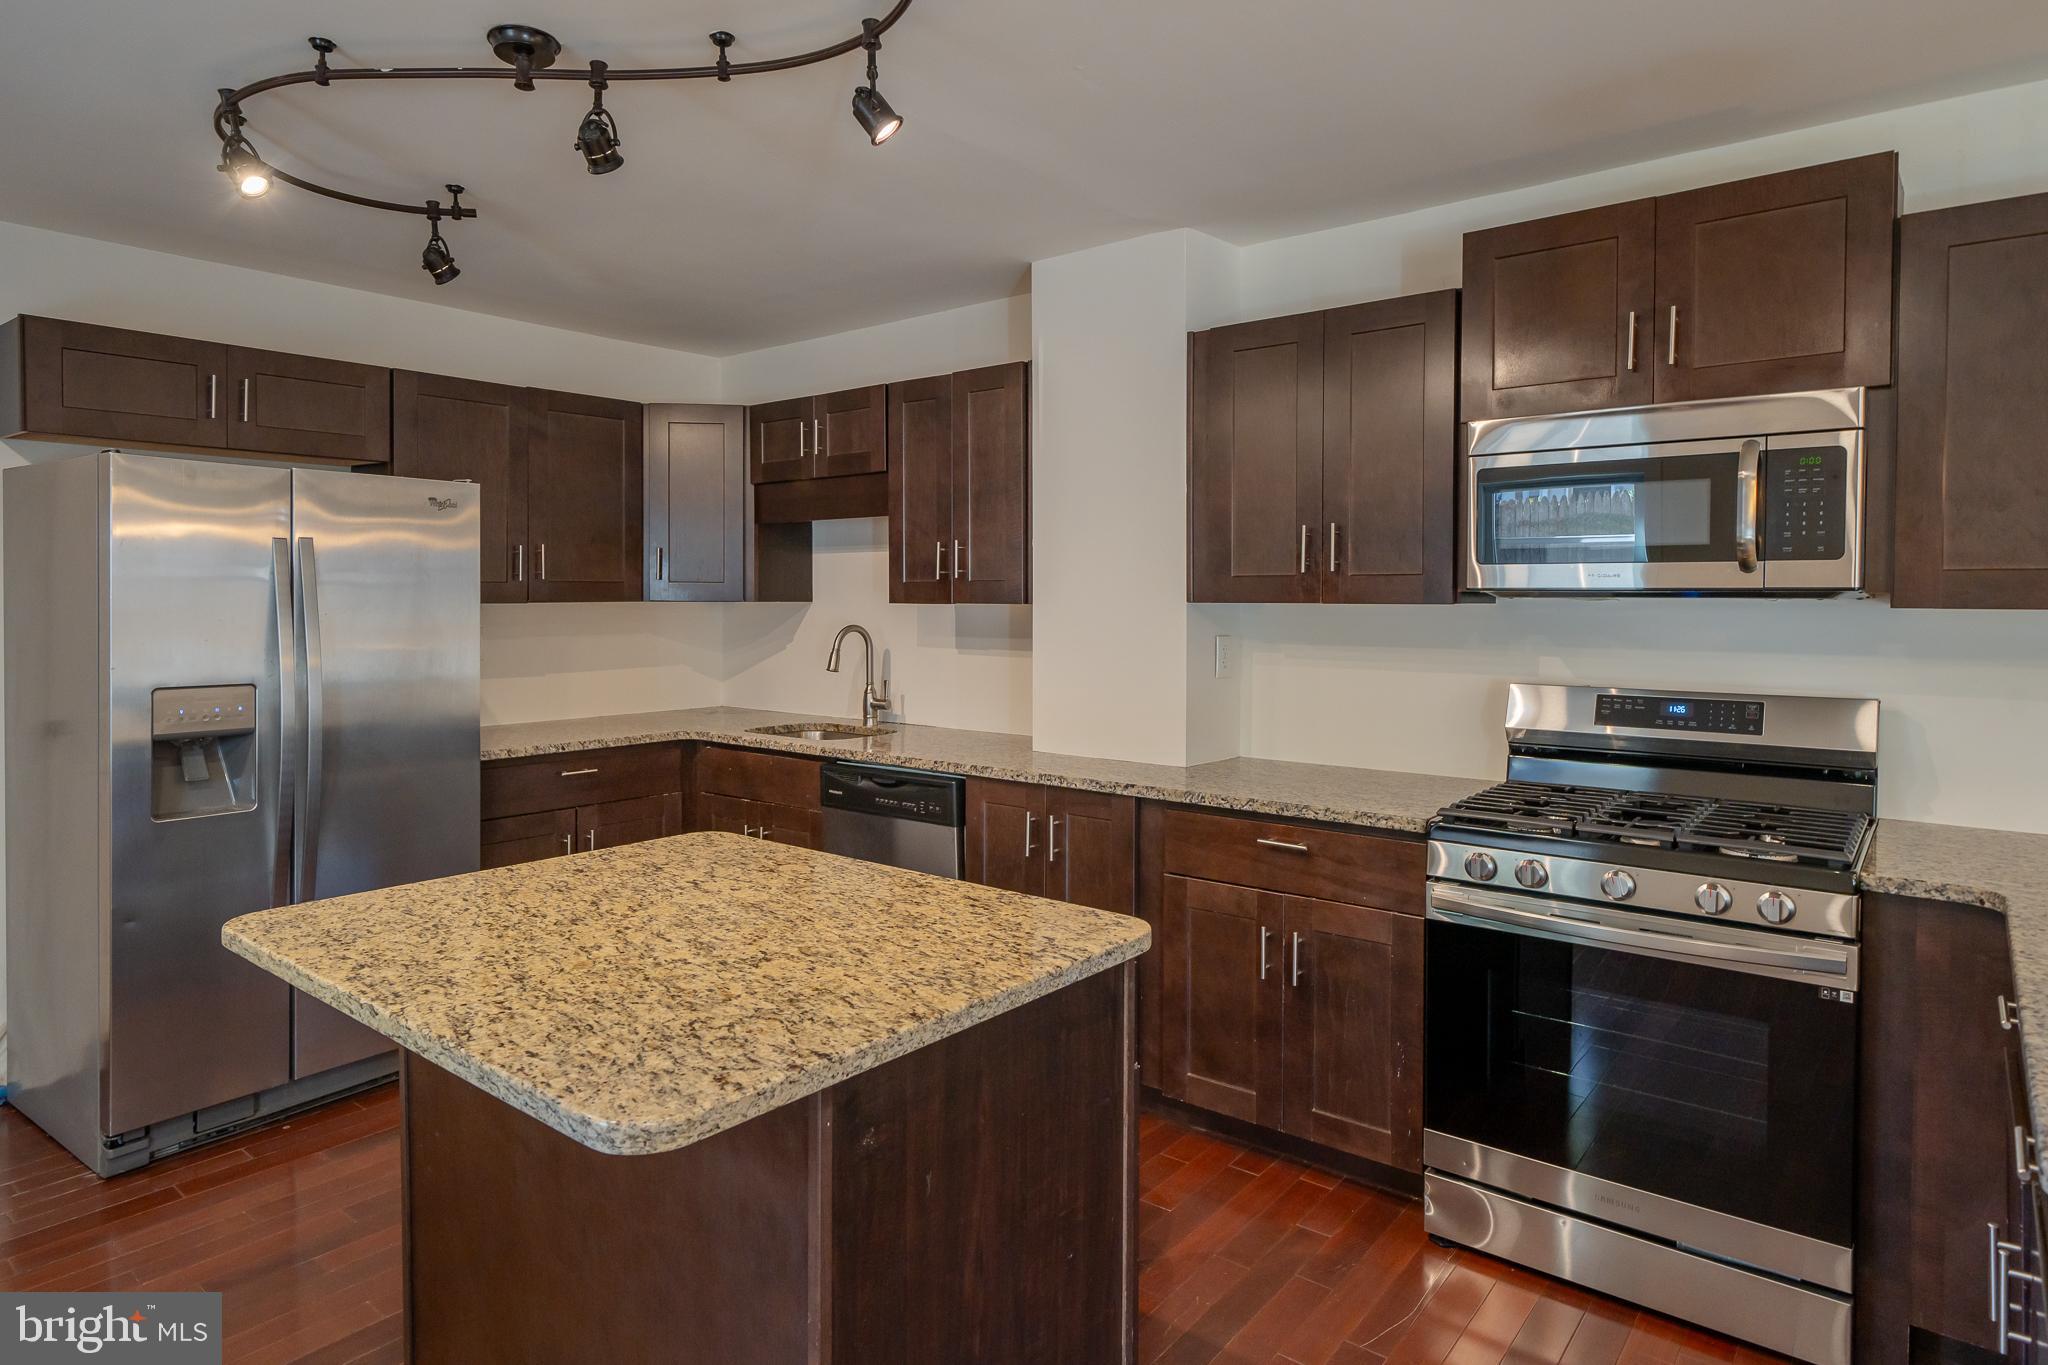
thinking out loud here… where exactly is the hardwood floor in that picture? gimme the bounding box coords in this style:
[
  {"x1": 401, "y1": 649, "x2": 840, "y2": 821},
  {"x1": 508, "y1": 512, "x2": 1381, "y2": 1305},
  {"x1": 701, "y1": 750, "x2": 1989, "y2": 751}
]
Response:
[{"x1": 0, "y1": 1084, "x2": 1784, "y2": 1364}]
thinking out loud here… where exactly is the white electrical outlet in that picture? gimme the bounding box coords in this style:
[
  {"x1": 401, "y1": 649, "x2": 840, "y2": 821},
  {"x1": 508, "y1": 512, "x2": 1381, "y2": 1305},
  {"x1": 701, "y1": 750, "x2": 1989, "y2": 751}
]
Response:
[{"x1": 1213, "y1": 634, "x2": 1236, "y2": 678}]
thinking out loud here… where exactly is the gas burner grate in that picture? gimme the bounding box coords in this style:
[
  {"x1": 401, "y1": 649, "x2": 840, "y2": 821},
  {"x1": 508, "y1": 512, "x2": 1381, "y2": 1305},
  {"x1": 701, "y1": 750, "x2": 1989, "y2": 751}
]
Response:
[{"x1": 1434, "y1": 784, "x2": 1870, "y2": 868}]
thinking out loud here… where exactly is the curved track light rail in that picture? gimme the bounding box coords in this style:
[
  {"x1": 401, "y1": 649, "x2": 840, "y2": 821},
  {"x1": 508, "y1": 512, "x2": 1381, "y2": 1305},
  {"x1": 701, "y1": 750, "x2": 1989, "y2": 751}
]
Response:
[{"x1": 209, "y1": 0, "x2": 913, "y2": 226}]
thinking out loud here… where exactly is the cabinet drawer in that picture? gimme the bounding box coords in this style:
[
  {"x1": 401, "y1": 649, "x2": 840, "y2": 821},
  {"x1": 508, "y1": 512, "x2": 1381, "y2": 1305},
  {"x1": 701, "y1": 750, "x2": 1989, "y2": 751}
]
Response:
[
  {"x1": 696, "y1": 746, "x2": 822, "y2": 810},
  {"x1": 1159, "y1": 808, "x2": 1422, "y2": 914},
  {"x1": 699, "y1": 792, "x2": 821, "y2": 848},
  {"x1": 482, "y1": 809, "x2": 575, "y2": 867},
  {"x1": 482, "y1": 743, "x2": 682, "y2": 820}
]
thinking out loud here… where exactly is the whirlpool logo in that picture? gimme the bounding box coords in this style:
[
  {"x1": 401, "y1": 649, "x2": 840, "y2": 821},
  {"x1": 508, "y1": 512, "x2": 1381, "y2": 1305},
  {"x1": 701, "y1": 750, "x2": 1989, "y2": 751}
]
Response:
[{"x1": 5, "y1": 1294, "x2": 220, "y2": 1361}]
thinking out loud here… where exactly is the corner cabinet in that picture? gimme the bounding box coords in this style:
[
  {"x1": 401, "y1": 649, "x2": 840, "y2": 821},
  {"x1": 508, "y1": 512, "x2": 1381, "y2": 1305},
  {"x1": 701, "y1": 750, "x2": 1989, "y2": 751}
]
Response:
[
  {"x1": 1189, "y1": 293, "x2": 1458, "y2": 605},
  {"x1": 748, "y1": 385, "x2": 886, "y2": 484},
  {"x1": 889, "y1": 363, "x2": 1031, "y2": 605},
  {"x1": 644, "y1": 404, "x2": 747, "y2": 602},
  {"x1": 1151, "y1": 807, "x2": 1425, "y2": 1170},
  {"x1": 1894, "y1": 191, "x2": 2048, "y2": 609},
  {"x1": 392, "y1": 375, "x2": 643, "y2": 603},
  {"x1": 1, "y1": 316, "x2": 391, "y2": 464},
  {"x1": 1460, "y1": 152, "x2": 1898, "y2": 419}
]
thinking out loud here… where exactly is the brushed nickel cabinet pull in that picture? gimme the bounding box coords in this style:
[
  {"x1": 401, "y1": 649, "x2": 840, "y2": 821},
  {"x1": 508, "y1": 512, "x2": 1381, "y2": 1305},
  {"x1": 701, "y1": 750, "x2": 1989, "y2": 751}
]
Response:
[
  {"x1": 1298, "y1": 524, "x2": 1310, "y2": 574},
  {"x1": 1023, "y1": 811, "x2": 1036, "y2": 859},
  {"x1": 207, "y1": 373, "x2": 218, "y2": 420},
  {"x1": 561, "y1": 833, "x2": 573, "y2": 854},
  {"x1": 813, "y1": 417, "x2": 821, "y2": 459},
  {"x1": 240, "y1": 377, "x2": 252, "y2": 423},
  {"x1": 514, "y1": 544, "x2": 525, "y2": 582},
  {"x1": 559, "y1": 767, "x2": 599, "y2": 777},
  {"x1": 953, "y1": 539, "x2": 964, "y2": 579},
  {"x1": 1259, "y1": 925, "x2": 1271, "y2": 981},
  {"x1": 1625, "y1": 311, "x2": 1638, "y2": 371},
  {"x1": 2001, "y1": 994, "x2": 2022, "y2": 1030},
  {"x1": 742, "y1": 824, "x2": 758, "y2": 838},
  {"x1": 1329, "y1": 522, "x2": 1341, "y2": 574},
  {"x1": 539, "y1": 544, "x2": 547, "y2": 581},
  {"x1": 1047, "y1": 815, "x2": 1061, "y2": 863},
  {"x1": 936, "y1": 541, "x2": 945, "y2": 579},
  {"x1": 1257, "y1": 837, "x2": 1309, "y2": 853},
  {"x1": 1667, "y1": 305, "x2": 1679, "y2": 366},
  {"x1": 585, "y1": 829, "x2": 597, "y2": 851},
  {"x1": 655, "y1": 547, "x2": 665, "y2": 583},
  {"x1": 1291, "y1": 930, "x2": 1303, "y2": 986}
]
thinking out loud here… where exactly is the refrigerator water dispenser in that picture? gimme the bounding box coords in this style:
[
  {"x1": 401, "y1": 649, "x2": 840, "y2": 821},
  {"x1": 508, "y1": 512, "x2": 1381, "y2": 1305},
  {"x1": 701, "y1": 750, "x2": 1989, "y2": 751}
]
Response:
[{"x1": 150, "y1": 685, "x2": 257, "y2": 819}]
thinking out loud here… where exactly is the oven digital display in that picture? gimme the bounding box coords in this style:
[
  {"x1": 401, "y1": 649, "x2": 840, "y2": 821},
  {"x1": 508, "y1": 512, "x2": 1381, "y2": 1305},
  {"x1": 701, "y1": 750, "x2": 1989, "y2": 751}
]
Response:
[{"x1": 1595, "y1": 693, "x2": 1764, "y2": 735}]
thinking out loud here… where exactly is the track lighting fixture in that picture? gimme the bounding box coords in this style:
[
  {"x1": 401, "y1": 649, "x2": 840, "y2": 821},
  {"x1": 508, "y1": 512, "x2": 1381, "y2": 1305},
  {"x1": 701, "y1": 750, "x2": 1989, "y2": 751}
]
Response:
[
  {"x1": 851, "y1": 18, "x2": 904, "y2": 145},
  {"x1": 575, "y1": 62, "x2": 623, "y2": 175},
  {"x1": 420, "y1": 190, "x2": 463, "y2": 285},
  {"x1": 211, "y1": 7, "x2": 918, "y2": 284}
]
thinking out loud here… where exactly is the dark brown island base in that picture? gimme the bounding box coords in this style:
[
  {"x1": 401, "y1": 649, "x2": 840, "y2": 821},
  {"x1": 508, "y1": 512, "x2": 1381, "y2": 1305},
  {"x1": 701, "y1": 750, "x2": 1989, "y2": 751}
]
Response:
[{"x1": 222, "y1": 833, "x2": 1151, "y2": 1364}]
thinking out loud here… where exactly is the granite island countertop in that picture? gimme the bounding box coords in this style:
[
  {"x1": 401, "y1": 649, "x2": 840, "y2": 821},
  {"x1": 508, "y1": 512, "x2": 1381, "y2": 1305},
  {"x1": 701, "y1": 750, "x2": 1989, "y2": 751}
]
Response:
[
  {"x1": 222, "y1": 833, "x2": 1150, "y2": 1156},
  {"x1": 481, "y1": 706, "x2": 1488, "y2": 835}
]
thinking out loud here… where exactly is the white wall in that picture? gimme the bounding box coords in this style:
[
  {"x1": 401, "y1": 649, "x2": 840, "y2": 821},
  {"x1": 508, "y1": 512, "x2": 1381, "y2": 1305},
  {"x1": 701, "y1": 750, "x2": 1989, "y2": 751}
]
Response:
[{"x1": 1204, "y1": 76, "x2": 2048, "y2": 833}]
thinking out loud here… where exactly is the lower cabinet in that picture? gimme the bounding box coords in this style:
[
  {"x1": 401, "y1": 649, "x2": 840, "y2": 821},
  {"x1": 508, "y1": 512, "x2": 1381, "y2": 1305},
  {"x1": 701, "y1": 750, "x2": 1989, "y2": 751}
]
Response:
[
  {"x1": 963, "y1": 779, "x2": 1135, "y2": 912},
  {"x1": 1148, "y1": 806, "x2": 1425, "y2": 1171},
  {"x1": 480, "y1": 743, "x2": 685, "y2": 866},
  {"x1": 695, "y1": 746, "x2": 823, "y2": 849}
]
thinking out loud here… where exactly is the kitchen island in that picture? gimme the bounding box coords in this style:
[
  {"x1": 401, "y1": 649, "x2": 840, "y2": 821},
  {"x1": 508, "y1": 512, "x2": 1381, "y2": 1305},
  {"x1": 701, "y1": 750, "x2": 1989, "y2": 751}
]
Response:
[{"x1": 223, "y1": 833, "x2": 1150, "y2": 1364}]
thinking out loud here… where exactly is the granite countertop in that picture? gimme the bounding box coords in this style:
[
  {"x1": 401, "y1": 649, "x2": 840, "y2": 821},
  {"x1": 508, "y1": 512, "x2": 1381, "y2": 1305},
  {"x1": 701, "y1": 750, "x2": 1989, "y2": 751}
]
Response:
[
  {"x1": 481, "y1": 706, "x2": 1487, "y2": 836},
  {"x1": 222, "y1": 833, "x2": 1150, "y2": 1157}
]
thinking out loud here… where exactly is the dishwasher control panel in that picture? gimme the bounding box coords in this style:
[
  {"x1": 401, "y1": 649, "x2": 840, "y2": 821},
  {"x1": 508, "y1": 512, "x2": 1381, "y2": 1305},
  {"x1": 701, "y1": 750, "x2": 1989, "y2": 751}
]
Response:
[{"x1": 819, "y1": 763, "x2": 964, "y2": 828}]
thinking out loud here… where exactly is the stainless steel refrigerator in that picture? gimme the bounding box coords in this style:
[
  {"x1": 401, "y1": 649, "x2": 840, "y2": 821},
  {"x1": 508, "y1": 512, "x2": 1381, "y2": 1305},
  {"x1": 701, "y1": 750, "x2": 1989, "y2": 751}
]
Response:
[{"x1": 5, "y1": 450, "x2": 479, "y2": 1175}]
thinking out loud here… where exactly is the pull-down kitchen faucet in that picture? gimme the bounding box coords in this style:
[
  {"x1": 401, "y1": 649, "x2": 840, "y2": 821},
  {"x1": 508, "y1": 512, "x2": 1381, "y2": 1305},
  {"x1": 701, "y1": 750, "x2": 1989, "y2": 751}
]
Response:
[{"x1": 826, "y1": 624, "x2": 892, "y2": 727}]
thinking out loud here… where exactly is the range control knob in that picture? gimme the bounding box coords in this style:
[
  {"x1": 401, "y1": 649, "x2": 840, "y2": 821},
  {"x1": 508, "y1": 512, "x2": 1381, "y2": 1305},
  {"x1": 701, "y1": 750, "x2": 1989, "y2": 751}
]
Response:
[
  {"x1": 1600, "y1": 869, "x2": 1637, "y2": 901},
  {"x1": 1757, "y1": 891, "x2": 1797, "y2": 925},
  {"x1": 1463, "y1": 852, "x2": 1498, "y2": 882},
  {"x1": 1695, "y1": 883, "x2": 1732, "y2": 916},
  {"x1": 1514, "y1": 858, "x2": 1549, "y2": 889}
]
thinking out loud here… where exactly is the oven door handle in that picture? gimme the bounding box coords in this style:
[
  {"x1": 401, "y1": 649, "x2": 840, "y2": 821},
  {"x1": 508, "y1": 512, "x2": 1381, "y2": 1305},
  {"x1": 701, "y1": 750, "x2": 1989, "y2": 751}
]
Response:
[{"x1": 1426, "y1": 884, "x2": 1856, "y2": 986}]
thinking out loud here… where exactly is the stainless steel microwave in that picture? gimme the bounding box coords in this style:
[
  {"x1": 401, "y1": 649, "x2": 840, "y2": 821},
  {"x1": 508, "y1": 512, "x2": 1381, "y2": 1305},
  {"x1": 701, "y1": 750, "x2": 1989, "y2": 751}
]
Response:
[{"x1": 1464, "y1": 389, "x2": 1865, "y2": 596}]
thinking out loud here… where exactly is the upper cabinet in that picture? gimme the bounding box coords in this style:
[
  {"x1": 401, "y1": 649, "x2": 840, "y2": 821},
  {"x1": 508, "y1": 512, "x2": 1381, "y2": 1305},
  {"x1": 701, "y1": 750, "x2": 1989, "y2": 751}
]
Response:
[
  {"x1": 1461, "y1": 200, "x2": 1655, "y2": 421},
  {"x1": 748, "y1": 384, "x2": 886, "y2": 484},
  {"x1": 1895, "y1": 192, "x2": 2048, "y2": 609},
  {"x1": 1, "y1": 317, "x2": 390, "y2": 464},
  {"x1": 1460, "y1": 153, "x2": 1898, "y2": 420},
  {"x1": 1189, "y1": 292, "x2": 1458, "y2": 604},
  {"x1": 887, "y1": 361, "x2": 1031, "y2": 605},
  {"x1": 391, "y1": 374, "x2": 643, "y2": 603},
  {"x1": 645, "y1": 404, "x2": 748, "y2": 603}
]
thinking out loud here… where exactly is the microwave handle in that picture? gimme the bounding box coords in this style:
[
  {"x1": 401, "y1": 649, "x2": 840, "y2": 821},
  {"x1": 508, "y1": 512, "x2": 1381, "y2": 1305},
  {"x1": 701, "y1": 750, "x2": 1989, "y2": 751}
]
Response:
[{"x1": 1735, "y1": 440, "x2": 1761, "y2": 574}]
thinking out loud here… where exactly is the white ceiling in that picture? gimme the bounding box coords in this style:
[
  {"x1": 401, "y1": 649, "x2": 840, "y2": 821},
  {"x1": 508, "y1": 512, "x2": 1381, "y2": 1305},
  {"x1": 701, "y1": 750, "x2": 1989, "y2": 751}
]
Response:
[{"x1": 6, "y1": 1, "x2": 2048, "y2": 356}]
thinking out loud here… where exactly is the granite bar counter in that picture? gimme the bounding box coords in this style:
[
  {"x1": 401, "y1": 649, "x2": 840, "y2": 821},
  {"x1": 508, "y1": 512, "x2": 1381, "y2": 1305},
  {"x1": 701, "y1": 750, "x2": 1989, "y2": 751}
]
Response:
[{"x1": 224, "y1": 833, "x2": 1150, "y2": 1363}]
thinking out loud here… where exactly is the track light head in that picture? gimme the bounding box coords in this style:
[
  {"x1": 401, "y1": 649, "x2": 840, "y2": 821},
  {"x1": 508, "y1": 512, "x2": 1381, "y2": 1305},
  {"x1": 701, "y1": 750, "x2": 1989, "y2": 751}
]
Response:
[
  {"x1": 852, "y1": 20, "x2": 902, "y2": 145},
  {"x1": 420, "y1": 212, "x2": 460, "y2": 285},
  {"x1": 575, "y1": 62, "x2": 623, "y2": 174},
  {"x1": 850, "y1": 85, "x2": 902, "y2": 145},
  {"x1": 219, "y1": 134, "x2": 272, "y2": 198}
]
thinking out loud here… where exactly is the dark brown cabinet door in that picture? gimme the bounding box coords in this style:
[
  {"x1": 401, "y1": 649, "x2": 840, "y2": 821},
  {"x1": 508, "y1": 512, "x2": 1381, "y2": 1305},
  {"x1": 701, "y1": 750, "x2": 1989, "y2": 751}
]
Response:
[
  {"x1": 951, "y1": 362, "x2": 1030, "y2": 605},
  {"x1": 1895, "y1": 192, "x2": 2048, "y2": 609},
  {"x1": 748, "y1": 396, "x2": 813, "y2": 484},
  {"x1": 1322, "y1": 291, "x2": 1459, "y2": 604},
  {"x1": 481, "y1": 809, "x2": 575, "y2": 868},
  {"x1": 1654, "y1": 152, "x2": 1896, "y2": 403},
  {"x1": 1460, "y1": 199, "x2": 1656, "y2": 421},
  {"x1": 1189, "y1": 314, "x2": 1324, "y2": 602},
  {"x1": 578, "y1": 794, "x2": 681, "y2": 852},
  {"x1": 965, "y1": 779, "x2": 1044, "y2": 897},
  {"x1": 698, "y1": 791, "x2": 765, "y2": 838},
  {"x1": 1277, "y1": 897, "x2": 1423, "y2": 1169},
  {"x1": 1044, "y1": 789, "x2": 1135, "y2": 913},
  {"x1": 226, "y1": 346, "x2": 391, "y2": 463},
  {"x1": 887, "y1": 375, "x2": 954, "y2": 604},
  {"x1": 1160, "y1": 875, "x2": 1282, "y2": 1127},
  {"x1": 815, "y1": 385, "x2": 887, "y2": 479},
  {"x1": 759, "y1": 806, "x2": 821, "y2": 850},
  {"x1": 645, "y1": 404, "x2": 746, "y2": 602},
  {"x1": 14, "y1": 316, "x2": 227, "y2": 448},
  {"x1": 392, "y1": 371, "x2": 530, "y2": 603},
  {"x1": 526, "y1": 389, "x2": 644, "y2": 603}
]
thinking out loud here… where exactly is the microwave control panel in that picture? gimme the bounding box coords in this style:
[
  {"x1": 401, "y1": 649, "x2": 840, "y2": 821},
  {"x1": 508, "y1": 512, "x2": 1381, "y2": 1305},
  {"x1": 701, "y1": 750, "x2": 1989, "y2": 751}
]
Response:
[
  {"x1": 1595, "y1": 693, "x2": 1765, "y2": 735},
  {"x1": 1762, "y1": 446, "x2": 1847, "y2": 561}
]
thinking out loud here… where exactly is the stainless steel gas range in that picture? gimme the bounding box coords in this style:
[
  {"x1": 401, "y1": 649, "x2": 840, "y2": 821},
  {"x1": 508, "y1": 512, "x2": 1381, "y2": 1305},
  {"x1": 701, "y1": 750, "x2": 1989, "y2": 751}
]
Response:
[{"x1": 1423, "y1": 683, "x2": 1877, "y2": 1365}]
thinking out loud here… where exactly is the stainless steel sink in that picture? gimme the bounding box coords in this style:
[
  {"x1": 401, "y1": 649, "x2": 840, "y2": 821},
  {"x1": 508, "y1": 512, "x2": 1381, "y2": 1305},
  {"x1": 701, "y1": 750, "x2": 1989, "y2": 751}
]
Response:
[{"x1": 745, "y1": 722, "x2": 897, "y2": 742}]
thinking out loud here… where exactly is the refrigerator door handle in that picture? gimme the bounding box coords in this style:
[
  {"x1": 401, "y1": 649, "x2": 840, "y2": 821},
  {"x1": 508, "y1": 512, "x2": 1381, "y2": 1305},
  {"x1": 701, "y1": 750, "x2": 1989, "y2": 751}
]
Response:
[
  {"x1": 292, "y1": 536, "x2": 326, "y2": 903},
  {"x1": 272, "y1": 537, "x2": 298, "y2": 909}
]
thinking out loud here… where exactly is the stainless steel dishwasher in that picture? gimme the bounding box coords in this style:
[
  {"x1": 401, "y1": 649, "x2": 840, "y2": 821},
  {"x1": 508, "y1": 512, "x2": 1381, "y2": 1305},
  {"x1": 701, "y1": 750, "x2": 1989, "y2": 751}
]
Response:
[{"x1": 818, "y1": 762, "x2": 965, "y2": 878}]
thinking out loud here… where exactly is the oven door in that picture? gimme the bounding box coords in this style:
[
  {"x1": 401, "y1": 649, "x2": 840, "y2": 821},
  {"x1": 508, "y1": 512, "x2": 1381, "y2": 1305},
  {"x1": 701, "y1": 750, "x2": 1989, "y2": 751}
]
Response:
[
  {"x1": 1466, "y1": 439, "x2": 1762, "y2": 593},
  {"x1": 1423, "y1": 882, "x2": 1856, "y2": 1291}
]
